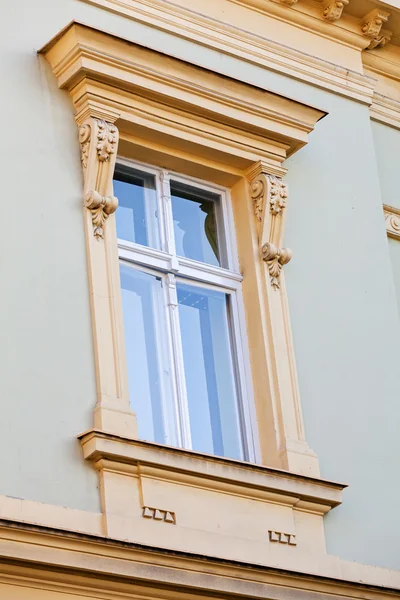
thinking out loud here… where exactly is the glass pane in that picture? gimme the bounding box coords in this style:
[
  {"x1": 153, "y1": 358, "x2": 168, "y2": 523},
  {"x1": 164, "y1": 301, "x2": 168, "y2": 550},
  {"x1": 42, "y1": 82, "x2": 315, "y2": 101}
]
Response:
[
  {"x1": 177, "y1": 282, "x2": 244, "y2": 460},
  {"x1": 114, "y1": 164, "x2": 160, "y2": 249},
  {"x1": 120, "y1": 264, "x2": 174, "y2": 444},
  {"x1": 171, "y1": 181, "x2": 221, "y2": 266}
]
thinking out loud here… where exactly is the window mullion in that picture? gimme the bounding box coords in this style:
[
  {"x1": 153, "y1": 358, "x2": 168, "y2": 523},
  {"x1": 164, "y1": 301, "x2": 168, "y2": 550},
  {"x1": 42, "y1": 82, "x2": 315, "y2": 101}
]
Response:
[
  {"x1": 160, "y1": 170, "x2": 179, "y2": 272},
  {"x1": 165, "y1": 273, "x2": 193, "y2": 449}
]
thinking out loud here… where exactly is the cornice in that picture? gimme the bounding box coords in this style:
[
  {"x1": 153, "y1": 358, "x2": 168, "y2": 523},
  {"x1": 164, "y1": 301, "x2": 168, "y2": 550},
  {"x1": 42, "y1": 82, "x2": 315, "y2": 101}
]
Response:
[
  {"x1": 370, "y1": 92, "x2": 400, "y2": 128},
  {"x1": 230, "y1": 0, "x2": 370, "y2": 49},
  {"x1": 0, "y1": 520, "x2": 399, "y2": 596},
  {"x1": 40, "y1": 21, "x2": 326, "y2": 168},
  {"x1": 79, "y1": 0, "x2": 376, "y2": 104},
  {"x1": 363, "y1": 44, "x2": 400, "y2": 81}
]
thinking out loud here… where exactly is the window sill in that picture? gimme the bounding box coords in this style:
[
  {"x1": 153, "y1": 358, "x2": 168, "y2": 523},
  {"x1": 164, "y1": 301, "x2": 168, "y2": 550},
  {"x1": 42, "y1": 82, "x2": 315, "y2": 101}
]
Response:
[{"x1": 79, "y1": 430, "x2": 345, "y2": 565}]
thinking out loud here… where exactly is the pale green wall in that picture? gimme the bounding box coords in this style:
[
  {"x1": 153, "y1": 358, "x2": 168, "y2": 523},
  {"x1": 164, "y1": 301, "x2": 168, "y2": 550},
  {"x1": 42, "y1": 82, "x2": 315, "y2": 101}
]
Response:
[
  {"x1": 372, "y1": 121, "x2": 400, "y2": 210},
  {"x1": 1, "y1": 0, "x2": 400, "y2": 570},
  {"x1": 372, "y1": 121, "x2": 400, "y2": 317}
]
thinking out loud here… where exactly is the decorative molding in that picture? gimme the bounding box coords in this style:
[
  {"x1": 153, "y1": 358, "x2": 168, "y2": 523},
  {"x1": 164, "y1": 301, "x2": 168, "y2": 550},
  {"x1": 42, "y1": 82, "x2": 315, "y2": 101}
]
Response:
[
  {"x1": 261, "y1": 243, "x2": 292, "y2": 290},
  {"x1": 78, "y1": 0, "x2": 376, "y2": 105},
  {"x1": 368, "y1": 92, "x2": 400, "y2": 130},
  {"x1": 384, "y1": 204, "x2": 400, "y2": 240},
  {"x1": 242, "y1": 162, "x2": 319, "y2": 476},
  {"x1": 268, "y1": 530, "x2": 297, "y2": 545},
  {"x1": 249, "y1": 170, "x2": 292, "y2": 290},
  {"x1": 40, "y1": 22, "x2": 326, "y2": 173},
  {"x1": 0, "y1": 519, "x2": 400, "y2": 598},
  {"x1": 361, "y1": 9, "x2": 392, "y2": 50},
  {"x1": 322, "y1": 0, "x2": 349, "y2": 23},
  {"x1": 279, "y1": 0, "x2": 299, "y2": 6},
  {"x1": 84, "y1": 190, "x2": 118, "y2": 240},
  {"x1": 41, "y1": 23, "x2": 323, "y2": 478},
  {"x1": 80, "y1": 431, "x2": 344, "y2": 510},
  {"x1": 74, "y1": 113, "x2": 138, "y2": 438},
  {"x1": 143, "y1": 506, "x2": 176, "y2": 523},
  {"x1": 96, "y1": 119, "x2": 118, "y2": 161}
]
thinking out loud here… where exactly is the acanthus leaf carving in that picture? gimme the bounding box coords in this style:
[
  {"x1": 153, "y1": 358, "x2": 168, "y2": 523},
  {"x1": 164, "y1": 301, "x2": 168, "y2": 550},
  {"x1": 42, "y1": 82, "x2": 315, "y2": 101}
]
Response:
[
  {"x1": 249, "y1": 168, "x2": 291, "y2": 290},
  {"x1": 95, "y1": 119, "x2": 118, "y2": 162},
  {"x1": 269, "y1": 177, "x2": 288, "y2": 215},
  {"x1": 85, "y1": 190, "x2": 118, "y2": 240},
  {"x1": 261, "y1": 242, "x2": 292, "y2": 290}
]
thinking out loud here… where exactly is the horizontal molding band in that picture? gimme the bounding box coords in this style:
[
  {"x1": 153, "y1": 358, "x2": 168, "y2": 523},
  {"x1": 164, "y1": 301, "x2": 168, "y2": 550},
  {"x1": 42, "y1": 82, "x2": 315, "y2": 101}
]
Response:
[{"x1": 79, "y1": 0, "x2": 376, "y2": 104}]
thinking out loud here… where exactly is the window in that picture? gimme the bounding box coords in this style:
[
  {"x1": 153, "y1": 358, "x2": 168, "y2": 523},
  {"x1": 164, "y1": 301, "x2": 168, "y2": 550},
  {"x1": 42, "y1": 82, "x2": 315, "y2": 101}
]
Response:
[{"x1": 114, "y1": 160, "x2": 255, "y2": 461}]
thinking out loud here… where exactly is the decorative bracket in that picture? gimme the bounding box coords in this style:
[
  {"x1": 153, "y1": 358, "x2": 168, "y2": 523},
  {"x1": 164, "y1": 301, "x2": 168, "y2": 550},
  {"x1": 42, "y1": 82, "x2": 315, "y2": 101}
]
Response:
[
  {"x1": 322, "y1": 0, "x2": 349, "y2": 22},
  {"x1": 249, "y1": 168, "x2": 292, "y2": 290},
  {"x1": 361, "y1": 9, "x2": 392, "y2": 49},
  {"x1": 75, "y1": 115, "x2": 138, "y2": 439}
]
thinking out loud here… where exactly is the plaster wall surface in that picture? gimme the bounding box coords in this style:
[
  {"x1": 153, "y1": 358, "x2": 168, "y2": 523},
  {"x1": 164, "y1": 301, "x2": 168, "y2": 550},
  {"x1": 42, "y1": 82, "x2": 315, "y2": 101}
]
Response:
[
  {"x1": 1, "y1": 0, "x2": 400, "y2": 570},
  {"x1": 372, "y1": 121, "x2": 400, "y2": 317}
]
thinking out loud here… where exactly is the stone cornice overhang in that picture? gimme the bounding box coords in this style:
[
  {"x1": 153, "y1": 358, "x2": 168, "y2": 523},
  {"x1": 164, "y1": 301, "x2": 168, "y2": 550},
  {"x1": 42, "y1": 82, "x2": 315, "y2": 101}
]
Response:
[
  {"x1": 39, "y1": 21, "x2": 326, "y2": 172},
  {"x1": 80, "y1": 0, "x2": 376, "y2": 104},
  {"x1": 79, "y1": 430, "x2": 345, "y2": 513},
  {"x1": 0, "y1": 519, "x2": 399, "y2": 598},
  {"x1": 231, "y1": 0, "x2": 370, "y2": 50}
]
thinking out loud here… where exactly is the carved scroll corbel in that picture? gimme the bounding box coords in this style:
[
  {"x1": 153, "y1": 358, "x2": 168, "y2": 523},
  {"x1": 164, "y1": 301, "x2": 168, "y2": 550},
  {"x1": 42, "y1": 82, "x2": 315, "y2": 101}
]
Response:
[
  {"x1": 361, "y1": 8, "x2": 392, "y2": 49},
  {"x1": 322, "y1": 0, "x2": 349, "y2": 22},
  {"x1": 78, "y1": 118, "x2": 119, "y2": 238},
  {"x1": 249, "y1": 172, "x2": 292, "y2": 290}
]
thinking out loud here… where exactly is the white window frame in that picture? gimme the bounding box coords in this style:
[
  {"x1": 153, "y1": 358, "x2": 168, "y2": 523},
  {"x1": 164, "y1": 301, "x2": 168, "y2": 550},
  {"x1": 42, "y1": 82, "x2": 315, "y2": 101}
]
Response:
[{"x1": 116, "y1": 157, "x2": 258, "y2": 462}]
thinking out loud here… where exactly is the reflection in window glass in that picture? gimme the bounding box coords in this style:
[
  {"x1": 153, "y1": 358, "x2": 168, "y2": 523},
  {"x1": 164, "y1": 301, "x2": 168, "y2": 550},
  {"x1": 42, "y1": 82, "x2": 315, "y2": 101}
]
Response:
[
  {"x1": 114, "y1": 165, "x2": 160, "y2": 249},
  {"x1": 171, "y1": 181, "x2": 221, "y2": 266},
  {"x1": 120, "y1": 265, "x2": 173, "y2": 444},
  {"x1": 177, "y1": 283, "x2": 243, "y2": 460}
]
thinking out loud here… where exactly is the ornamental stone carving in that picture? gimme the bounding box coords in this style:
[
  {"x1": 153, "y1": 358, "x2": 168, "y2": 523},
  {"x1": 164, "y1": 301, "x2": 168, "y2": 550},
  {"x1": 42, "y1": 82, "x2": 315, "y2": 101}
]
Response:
[
  {"x1": 78, "y1": 118, "x2": 120, "y2": 242},
  {"x1": 262, "y1": 243, "x2": 292, "y2": 290},
  {"x1": 361, "y1": 8, "x2": 392, "y2": 49},
  {"x1": 248, "y1": 168, "x2": 292, "y2": 290},
  {"x1": 95, "y1": 119, "x2": 118, "y2": 162},
  {"x1": 85, "y1": 190, "x2": 118, "y2": 240},
  {"x1": 322, "y1": 0, "x2": 349, "y2": 22},
  {"x1": 383, "y1": 204, "x2": 400, "y2": 240},
  {"x1": 269, "y1": 177, "x2": 288, "y2": 215}
]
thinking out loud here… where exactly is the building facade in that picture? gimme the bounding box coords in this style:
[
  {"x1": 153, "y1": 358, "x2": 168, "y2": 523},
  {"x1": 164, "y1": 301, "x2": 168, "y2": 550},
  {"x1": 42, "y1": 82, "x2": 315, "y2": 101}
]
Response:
[{"x1": 1, "y1": 0, "x2": 400, "y2": 598}]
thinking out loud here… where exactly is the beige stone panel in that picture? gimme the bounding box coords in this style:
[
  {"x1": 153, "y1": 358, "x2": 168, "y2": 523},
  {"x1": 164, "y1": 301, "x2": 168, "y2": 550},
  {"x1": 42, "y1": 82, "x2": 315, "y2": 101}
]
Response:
[
  {"x1": 294, "y1": 508, "x2": 326, "y2": 554},
  {"x1": 140, "y1": 473, "x2": 296, "y2": 537}
]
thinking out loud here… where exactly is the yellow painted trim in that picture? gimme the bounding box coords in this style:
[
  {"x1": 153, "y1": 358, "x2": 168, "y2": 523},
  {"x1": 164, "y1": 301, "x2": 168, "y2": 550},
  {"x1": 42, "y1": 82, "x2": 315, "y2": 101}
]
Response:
[
  {"x1": 40, "y1": 21, "x2": 324, "y2": 477},
  {"x1": 0, "y1": 520, "x2": 399, "y2": 595},
  {"x1": 79, "y1": 0, "x2": 376, "y2": 104}
]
